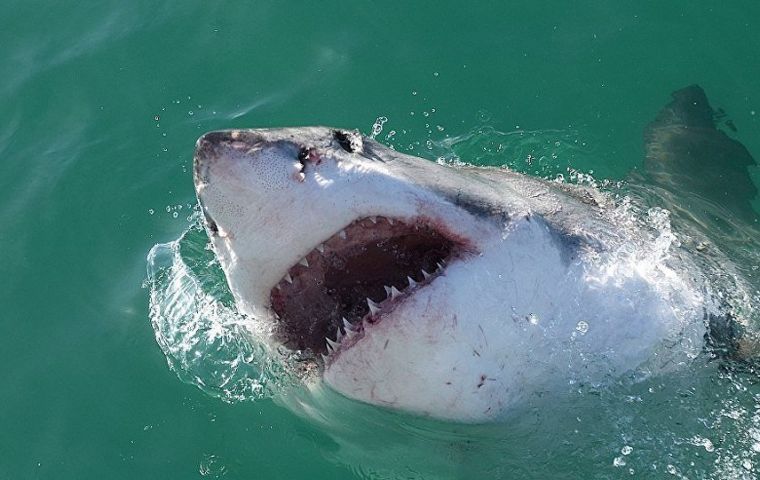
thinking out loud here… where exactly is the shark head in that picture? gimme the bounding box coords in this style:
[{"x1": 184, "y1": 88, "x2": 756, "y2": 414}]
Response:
[
  {"x1": 193, "y1": 127, "x2": 498, "y2": 345},
  {"x1": 194, "y1": 126, "x2": 703, "y2": 422}
]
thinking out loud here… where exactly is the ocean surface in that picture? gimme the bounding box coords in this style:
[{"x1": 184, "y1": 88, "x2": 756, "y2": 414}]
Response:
[{"x1": 2, "y1": 1, "x2": 760, "y2": 479}]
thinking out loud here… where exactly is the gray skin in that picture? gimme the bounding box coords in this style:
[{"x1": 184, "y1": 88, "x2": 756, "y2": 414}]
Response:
[{"x1": 191, "y1": 86, "x2": 757, "y2": 420}]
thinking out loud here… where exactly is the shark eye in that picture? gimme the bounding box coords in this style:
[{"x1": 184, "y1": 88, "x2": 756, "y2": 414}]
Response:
[
  {"x1": 334, "y1": 129, "x2": 363, "y2": 154},
  {"x1": 201, "y1": 208, "x2": 219, "y2": 235}
]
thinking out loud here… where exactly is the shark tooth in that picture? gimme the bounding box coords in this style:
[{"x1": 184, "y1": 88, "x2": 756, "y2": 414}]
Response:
[
  {"x1": 387, "y1": 218, "x2": 395, "y2": 225},
  {"x1": 367, "y1": 298, "x2": 380, "y2": 316},
  {"x1": 421, "y1": 269, "x2": 431, "y2": 280},
  {"x1": 390, "y1": 286, "x2": 402, "y2": 299},
  {"x1": 342, "y1": 317, "x2": 354, "y2": 332},
  {"x1": 407, "y1": 276, "x2": 417, "y2": 288},
  {"x1": 316, "y1": 243, "x2": 325, "y2": 253},
  {"x1": 299, "y1": 257, "x2": 309, "y2": 267},
  {"x1": 383, "y1": 285, "x2": 392, "y2": 296},
  {"x1": 339, "y1": 230, "x2": 347, "y2": 240},
  {"x1": 436, "y1": 262, "x2": 444, "y2": 271},
  {"x1": 369, "y1": 216, "x2": 377, "y2": 223},
  {"x1": 284, "y1": 273, "x2": 293, "y2": 284},
  {"x1": 326, "y1": 337, "x2": 339, "y2": 352}
]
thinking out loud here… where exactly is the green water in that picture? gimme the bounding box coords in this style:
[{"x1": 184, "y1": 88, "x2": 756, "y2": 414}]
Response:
[{"x1": 2, "y1": 1, "x2": 760, "y2": 479}]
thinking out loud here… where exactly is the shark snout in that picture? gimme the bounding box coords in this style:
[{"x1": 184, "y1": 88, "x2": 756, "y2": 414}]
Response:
[
  {"x1": 194, "y1": 130, "x2": 262, "y2": 165},
  {"x1": 193, "y1": 129, "x2": 288, "y2": 189}
]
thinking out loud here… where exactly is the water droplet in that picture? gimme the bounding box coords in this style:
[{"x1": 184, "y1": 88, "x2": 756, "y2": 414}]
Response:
[
  {"x1": 576, "y1": 321, "x2": 589, "y2": 334},
  {"x1": 199, "y1": 453, "x2": 227, "y2": 477},
  {"x1": 613, "y1": 457, "x2": 626, "y2": 467},
  {"x1": 690, "y1": 435, "x2": 714, "y2": 452},
  {"x1": 370, "y1": 116, "x2": 388, "y2": 139},
  {"x1": 148, "y1": 209, "x2": 155, "y2": 215}
]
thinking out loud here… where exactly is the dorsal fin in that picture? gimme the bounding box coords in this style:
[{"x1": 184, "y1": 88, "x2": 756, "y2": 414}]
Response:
[{"x1": 644, "y1": 85, "x2": 758, "y2": 223}]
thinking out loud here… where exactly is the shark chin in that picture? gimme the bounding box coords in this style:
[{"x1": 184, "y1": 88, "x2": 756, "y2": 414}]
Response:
[{"x1": 191, "y1": 87, "x2": 757, "y2": 422}]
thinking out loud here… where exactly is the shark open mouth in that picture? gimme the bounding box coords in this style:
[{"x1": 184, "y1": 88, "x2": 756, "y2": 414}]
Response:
[{"x1": 269, "y1": 216, "x2": 469, "y2": 356}]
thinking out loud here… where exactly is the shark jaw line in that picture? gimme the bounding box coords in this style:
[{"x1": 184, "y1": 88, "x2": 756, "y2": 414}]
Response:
[{"x1": 268, "y1": 215, "x2": 473, "y2": 357}]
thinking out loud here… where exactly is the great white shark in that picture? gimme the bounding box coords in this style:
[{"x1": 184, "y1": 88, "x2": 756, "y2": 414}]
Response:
[{"x1": 192, "y1": 85, "x2": 758, "y2": 422}]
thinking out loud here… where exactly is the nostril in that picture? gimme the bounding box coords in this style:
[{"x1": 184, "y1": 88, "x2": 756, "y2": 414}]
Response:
[
  {"x1": 207, "y1": 218, "x2": 219, "y2": 235},
  {"x1": 201, "y1": 208, "x2": 219, "y2": 235},
  {"x1": 298, "y1": 147, "x2": 311, "y2": 163},
  {"x1": 298, "y1": 147, "x2": 321, "y2": 167}
]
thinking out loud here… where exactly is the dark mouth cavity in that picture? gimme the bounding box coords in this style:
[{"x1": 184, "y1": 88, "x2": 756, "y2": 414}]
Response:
[{"x1": 269, "y1": 217, "x2": 463, "y2": 356}]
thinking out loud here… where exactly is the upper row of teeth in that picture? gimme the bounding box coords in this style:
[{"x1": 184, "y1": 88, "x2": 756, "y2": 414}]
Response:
[
  {"x1": 281, "y1": 257, "x2": 444, "y2": 290},
  {"x1": 279, "y1": 217, "x2": 409, "y2": 285}
]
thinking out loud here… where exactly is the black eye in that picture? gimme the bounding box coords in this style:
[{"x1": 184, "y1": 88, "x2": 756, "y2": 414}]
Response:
[
  {"x1": 298, "y1": 147, "x2": 310, "y2": 162},
  {"x1": 204, "y1": 215, "x2": 219, "y2": 235},
  {"x1": 334, "y1": 130, "x2": 362, "y2": 153}
]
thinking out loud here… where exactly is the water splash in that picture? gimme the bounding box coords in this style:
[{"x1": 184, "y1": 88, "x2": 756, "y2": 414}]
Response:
[
  {"x1": 146, "y1": 215, "x2": 296, "y2": 403},
  {"x1": 369, "y1": 116, "x2": 388, "y2": 139}
]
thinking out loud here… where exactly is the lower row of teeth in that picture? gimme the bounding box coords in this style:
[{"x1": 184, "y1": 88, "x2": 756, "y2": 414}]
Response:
[{"x1": 323, "y1": 265, "x2": 445, "y2": 356}]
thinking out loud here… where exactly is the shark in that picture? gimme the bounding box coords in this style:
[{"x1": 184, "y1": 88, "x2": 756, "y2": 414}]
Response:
[{"x1": 192, "y1": 85, "x2": 757, "y2": 422}]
